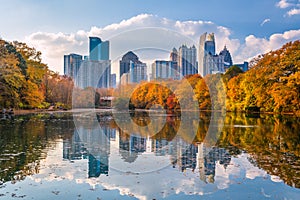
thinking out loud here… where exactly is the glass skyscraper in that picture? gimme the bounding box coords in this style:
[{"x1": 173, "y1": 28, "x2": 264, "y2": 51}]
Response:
[
  {"x1": 119, "y1": 51, "x2": 147, "y2": 84},
  {"x1": 178, "y1": 45, "x2": 198, "y2": 76},
  {"x1": 198, "y1": 32, "x2": 225, "y2": 77},
  {"x1": 64, "y1": 53, "x2": 83, "y2": 80},
  {"x1": 119, "y1": 51, "x2": 139, "y2": 79},
  {"x1": 89, "y1": 37, "x2": 110, "y2": 61}
]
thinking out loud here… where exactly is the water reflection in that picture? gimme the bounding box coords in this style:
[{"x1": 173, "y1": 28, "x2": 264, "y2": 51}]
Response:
[
  {"x1": 0, "y1": 113, "x2": 74, "y2": 183},
  {"x1": 0, "y1": 111, "x2": 300, "y2": 199}
]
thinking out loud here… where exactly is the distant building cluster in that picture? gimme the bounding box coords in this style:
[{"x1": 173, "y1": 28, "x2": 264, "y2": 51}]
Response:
[
  {"x1": 64, "y1": 37, "x2": 116, "y2": 88},
  {"x1": 64, "y1": 33, "x2": 248, "y2": 88}
]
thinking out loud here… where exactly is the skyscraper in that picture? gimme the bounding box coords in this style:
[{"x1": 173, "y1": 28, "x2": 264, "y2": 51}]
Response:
[
  {"x1": 119, "y1": 51, "x2": 139, "y2": 79},
  {"x1": 119, "y1": 51, "x2": 147, "y2": 84},
  {"x1": 74, "y1": 37, "x2": 111, "y2": 88},
  {"x1": 170, "y1": 47, "x2": 178, "y2": 62},
  {"x1": 89, "y1": 37, "x2": 110, "y2": 61},
  {"x1": 178, "y1": 45, "x2": 197, "y2": 76},
  {"x1": 64, "y1": 53, "x2": 83, "y2": 79},
  {"x1": 129, "y1": 61, "x2": 147, "y2": 83},
  {"x1": 151, "y1": 60, "x2": 178, "y2": 80},
  {"x1": 219, "y1": 45, "x2": 233, "y2": 70},
  {"x1": 100, "y1": 41, "x2": 109, "y2": 60},
  {"x1": 198, "y1": 32, "x2": 225, "y2": 77},
  {"x1": 76, "y1": 60, "x2": 111, "y2": 88},
  {"x1": 169, "y1": 48, "x2": 179, "y2": 79}
]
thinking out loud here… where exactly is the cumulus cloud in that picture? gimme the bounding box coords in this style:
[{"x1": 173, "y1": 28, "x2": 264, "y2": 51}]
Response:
[
  {"x1": 24, "y1": 14, "x2": 300, "y2": 74},
  {"x1": 25, "y1": 14, "x2": 239, "y2": 73},
  {"x1": 260, "y1": 18, "x2": 271, "y2": 26},
  {"x1": 276, "y1": 0, "x2": 300, "y2": 16},
  {"x1": 276, "y1": 0, "x2": 293, "y2": 8},
  {"x1": 287, "y1": 8, "x2": 300, "y2": 16},
  {"x1": 235, "y1": 29, "x2": 300, "y2": 63}
]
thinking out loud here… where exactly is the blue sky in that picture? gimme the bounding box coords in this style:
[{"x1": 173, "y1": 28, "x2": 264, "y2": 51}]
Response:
[{"x1": 0, "y1": 0, "x2": 300, "y2": 73}]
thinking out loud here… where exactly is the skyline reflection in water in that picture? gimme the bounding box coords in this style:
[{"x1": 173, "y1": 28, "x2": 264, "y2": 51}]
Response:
[{"x1": 0, "y1": 111, "x2": 300, "y2": 199}]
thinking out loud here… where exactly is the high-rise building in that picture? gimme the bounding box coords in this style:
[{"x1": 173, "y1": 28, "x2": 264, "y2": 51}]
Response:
[
  {"x1": 74, "y1": 36, "x2": 111, "y2": 88},
  {"x1": 64, "y1": 53, "x2": 83, "y2": 79},
  {"x1": 198, "y1": 32, "x2": 225, "y2": 77},
  {"x1": 169, "y1": 48, "x2": 179, "y2": 79},
  {"x1": 219, "y1": 46, "x2": 233, "y2": 70},
  {"x1": 178, "y1": 45, "x2": 197, "y2": 76},
  {"x1": 76, "y1": 60, "x2": 111, "y2": 88},
  {"x1": 119, "y1": 51, "x2": 139, "y2": 79},
  {"x1": 151, "y1": 60, "x2": 178, "y2": 80},
  {"x1": 170, "y1": 47, "x2": 178, "y2": 62},
  {"x1": 129, "y1": 61, "x2": 147, "y2": 83},
  {"x1": 89, "y1": 37, "x2": 102, "y2": 61},
  {"x1": 89, "y1": 37, "x2": 110, "y2": 61},
  {"x1": 119, "y1": 51, "x2": 147, "y2": 84},
  {"x1": 100, "y1": 41, "x2": 109, "y2": 60}
]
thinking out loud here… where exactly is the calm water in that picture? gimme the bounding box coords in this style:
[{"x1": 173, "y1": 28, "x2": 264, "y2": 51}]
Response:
[{"x1": 0, "y1": 110, "x2": 300, "y2": 200}]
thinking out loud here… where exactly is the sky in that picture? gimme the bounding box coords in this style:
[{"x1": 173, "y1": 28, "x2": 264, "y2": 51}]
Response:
[{"x1": 0, "y1": 0, "x2": 300, "y2": 74}]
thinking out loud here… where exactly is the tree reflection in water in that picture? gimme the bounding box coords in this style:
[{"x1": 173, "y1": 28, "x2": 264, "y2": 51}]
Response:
[{"x1": 0, "y1": 111, "x2": 299, "y2": 188}]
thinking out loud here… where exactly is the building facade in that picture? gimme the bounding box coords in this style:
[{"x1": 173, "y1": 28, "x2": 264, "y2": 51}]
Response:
[
  {"x1": 151, "y1": 60, "x2": 178, "y2": 80},
  {"x1": 119, "y1": 51, "x2": 147, "y2": 84},
  {"x1": 76, "y1": 60, "x2": 111, "y2": 88},
  {"x1": 63, "y1": 53, "x2": 83, "y2": 80},
  {"x1": 178, "y1": 45, "x2": 198, "y2": 76},
  {"x1": 119, "y1": 51, "x2": 139, "y2": 79},
  {"x1": 89, "y1": 37, "x2": 109, "y2": 61},
  {"x1": 198, "y1": 32, "x2": 225, "y2": 77},
  {"x1": 219, "y1": 45, "x2": 233, "y2": 71},
  {"x1": 129, "y1": 61, "x2": 147, "y2": 83},
  {"x1": 110, "y1": 74, "x2": 117, "y2": 88},
  {"x1": 234, "y1": 61, "x2": 249, "y2": 71}
]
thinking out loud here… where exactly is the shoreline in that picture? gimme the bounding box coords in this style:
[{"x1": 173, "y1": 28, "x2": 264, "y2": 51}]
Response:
[{"x1": 7, "y1": 108, "x2": 300, "y2": 117}]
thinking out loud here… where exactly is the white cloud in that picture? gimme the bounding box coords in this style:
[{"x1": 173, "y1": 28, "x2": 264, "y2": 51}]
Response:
[
  {"x1": 260, "y1": 18, "x2": 271, "y2": 26},
  {"x1": 235, "y1": 29, "x2": 300, "y2": 63},
  {"x1": 276, "y1": 0, "x2": 300, "y2": 16},
  {"x1": 24, "y1": 14, "x2": 300, "y2": 74},
  {"x1": 287, "y1": 8, "x2": 300, "y2": 16},
  {"x1": 25, "y1": 14, "x2": 238, "y2": 74},
  {"x1": 276, "y1": 0, "x2": 293, "y2": 8}
]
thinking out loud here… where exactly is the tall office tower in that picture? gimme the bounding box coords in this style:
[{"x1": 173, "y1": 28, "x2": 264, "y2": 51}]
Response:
[
  {"x1": 119, "y1": 51, "x2": 147, "y2": 84},
  {"x1": 89, "y1": 37, "x2": 102, "y2": 61},
  {"x1": 119, "y1": 51, "x2": 139, "y2": 79},
  {"x1": 129, "y1": 61, "x2": 147, "y2": 83},
  {"x1": 78, "y1": 36, "x2": 111, "y2": 88},
  {"x1": 76, "y1": 60, "x2": 111, "y2": 88},
  {"x1": 178, "y1": 45, "x2": 197, "y2": 77},
  {"x1": 152, "y1": 60, "x2": 177, "y2": 80},
  {"x1": 205, "y1": 33, "x2": 216, "y2": 55},
  {"x1": 169, "y1": 48, "x2": 179, "y2": 79},
  {"x1": 170, "y1": 47, "x2": 178, "y2": 62},
  {"x1": 198, "y1": 32, "x2": 225, "y2": 77},
  {"x1": 198, "y1": 33, "x2": 207, "y2": 77},
  {"x1": 64, "y1": 53, "x2": 83, "y2": 79},
  {"x1": 89, "y1": 37, "x2": 110, "y2": 61},
  {"x1": 100, "y1": 41, "x2": 109, "y2": 60},
  {"x1": 219, "y1": 45, "x2": 233, "y2": 70}
]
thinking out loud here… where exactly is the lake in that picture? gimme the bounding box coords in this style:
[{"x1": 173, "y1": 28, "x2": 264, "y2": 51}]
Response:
[{"x1": 0, "y1": 110, "x2": 300, "y2": 200}]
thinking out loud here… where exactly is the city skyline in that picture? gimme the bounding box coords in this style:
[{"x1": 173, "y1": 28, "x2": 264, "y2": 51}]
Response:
[
  {"x1": 64, "y1": 33, "x2": 251, "y2": 86},
  {"x1": 0, "y1": 1, "x2": 299, "y2": 74}
]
